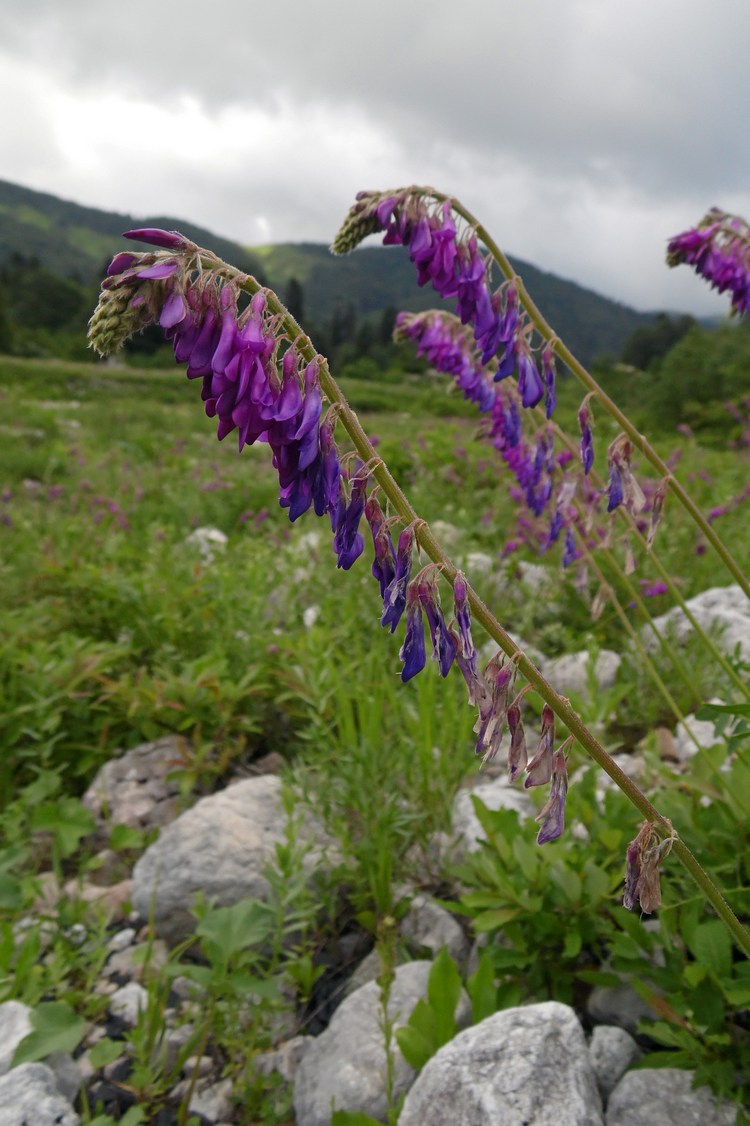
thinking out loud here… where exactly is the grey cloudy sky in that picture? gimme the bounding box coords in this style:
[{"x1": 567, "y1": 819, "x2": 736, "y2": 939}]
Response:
[{"x1": 2, "y1": 0, "x2": 749, "y2": 315}]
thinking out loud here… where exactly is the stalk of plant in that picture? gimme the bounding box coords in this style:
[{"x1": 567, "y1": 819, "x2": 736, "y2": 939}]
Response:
[{"x1": 87, "y1": 204, "x2": 750, "y2": 958}]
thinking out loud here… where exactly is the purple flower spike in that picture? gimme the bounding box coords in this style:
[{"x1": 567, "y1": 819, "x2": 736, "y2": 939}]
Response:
[
  {"x1": 124, "y1": 228, "x2": 190, "y2": 250},
  {"x1": 400, "y1": 585, "x2": 426, "y2": 682},
  {"x1": 136, "y1": 260, "x2": 180, "y2": 280},
  {"x1": 535, "y1": 750, "x2": 568, "y2": 844},
  {"x1": 524, "y1": 704, "x2": 555, "y2": 787}
]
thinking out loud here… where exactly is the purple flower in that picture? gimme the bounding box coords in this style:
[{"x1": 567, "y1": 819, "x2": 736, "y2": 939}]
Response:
[
  {"x1": 524, "y1": 704, "x2": 555, "y2": 787},
  {"x1": 507, "y1": 703, "x2": 528, "y2": 783},
  {"x1": 400, "y1": 584, "x2": 427, "y2": 682},
  {"x1": 535, "y1": 750, "x2": 568, "y2": 844},
  {"x1": 474, "y1": 654, "x2": 516, "y2": 761},
  {"x1": 365, "y1": 493, "x2": 396, "y2": 597},
  {"x1": 332, "y1": 473, "x2": 367, "y2": 570},
  {"x1": 123, "y1": 228, "x2": 192, "y2": 251},
  {"x1": 607, "y1": 462, "x2": 624, "y2": 512},
  {"x1": 417, "y1": 575, "x2": 457, "y2": 677},
  {"x1": 542, "y1": 345, "x2": 557, "y2": 419},
  {"x1": 578, "y1": 404, "x2": 594, "y2": 474},
  {"x1": 517, "y1": 349, "x2": 544, "y2": 409},
  {"x1": 381, "y1": 525, "x2": 415, "y2": 632}
]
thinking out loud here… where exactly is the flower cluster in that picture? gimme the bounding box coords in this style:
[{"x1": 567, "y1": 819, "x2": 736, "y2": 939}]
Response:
[
  {"x1": 332, "y1": 189, "x2": 546, "y2": 410},
  {"x1": 667, "y1": 207, "x2": 750, "y2": 316},
  {"x1": 394, "y1": 311, "x2": 497, "y2": 413},
  {"x1": 90, "y1": 229, "x2": 353, "y2": 553}
]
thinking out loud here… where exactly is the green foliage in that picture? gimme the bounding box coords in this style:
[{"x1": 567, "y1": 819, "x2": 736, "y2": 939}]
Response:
[
  {"x1": 395, "y1": 948, "x2": 463, "y2": 1070},
  {"x1": 12, "y1": 999, "x2": 86, "y2": 1065}
]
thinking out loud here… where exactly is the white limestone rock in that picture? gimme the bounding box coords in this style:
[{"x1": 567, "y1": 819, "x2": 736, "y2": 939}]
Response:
[
  {"x1": 648, "y1": 584, "x2": 750, "y2": 660},
  {"x1": 0, "y1": 1062, "x2": 80, "y2": 1125},
  {"x1": 132, "y1": 775, "x2": 333, "y2": 944},
  {"x1": 606, "y1": 1067, "x2": 737, "y2": 1125},
  {"x1": 399, "y1": 1001, "x2": 603, "y2": 1126},
  {"x1": 589, "y1": 1025, "x2": 642, "y2": 1099}
]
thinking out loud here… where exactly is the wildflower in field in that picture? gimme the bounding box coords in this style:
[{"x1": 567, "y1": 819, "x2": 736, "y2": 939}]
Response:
[
  {"x1": 381, "y1": 524, "x2": 416, "y2": 633},
  {"x1": 578, "y1": 401, "x2": 594, "y2": 474},
  {"x1": 394, "y1": 311, "x2": 496, "y2": 412},
  {"x1": 474, "y1": 653, "x2": 517, "y2": 762},
  {"x1": 667, "y1": 207, "x2": 750, "y2": 315}
]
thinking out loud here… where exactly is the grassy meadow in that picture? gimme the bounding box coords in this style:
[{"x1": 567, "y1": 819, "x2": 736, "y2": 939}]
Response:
[{"x1": 1, "y1": 354, "x2": 750, "y2": 1122}]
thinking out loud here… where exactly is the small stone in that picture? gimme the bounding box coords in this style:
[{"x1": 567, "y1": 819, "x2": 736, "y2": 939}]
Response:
[
  {"x1": 107, "y1": 927, "x2": 137, "y2": 953},
  {"x1": 400, "y1": 895, "x2": 469, "y2": 966},
  {"x1": 588, "y1": 1025, "x2": 642, "y2": 1098},
  {"x1": 109, "y1": 982, "x2": 148, "y2": 1026}
]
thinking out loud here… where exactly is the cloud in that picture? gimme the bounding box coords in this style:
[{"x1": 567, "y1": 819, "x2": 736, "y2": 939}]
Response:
[{"x1": 1, "y1": 0, "x2": 748, "y2": 314}]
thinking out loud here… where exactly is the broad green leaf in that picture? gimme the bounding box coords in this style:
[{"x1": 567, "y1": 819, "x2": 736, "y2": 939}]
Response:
[
  {"x1": 88, "y1": 1037, "x2": 124, "y2": 1069},
  {"x1": 12, "y1": 1000, "x2": 86, "y2": 1065},
  {"x1": 563, "y1": 930, "x2": 582, "y2": 959},
  {"x1": 466, "y1": 952, "x2": 497, "y2": 1024},
  {"x1": 427, "y1": 948, "x2": 462, "y2": 1045},
  {"x1": 395, "y1": 1023, "x2": 433, "y2": 1071},
  {"x1": 195, "y1": 898, "x2": 275, "y2": 965},
  {"x1": 688, "y1": 920, "x2": 732, "y2": 978},
  {"x1": 0, "y1": 873, "x2": 23, "y2": 910},
  {"x1": 471, "y1": 907, "x2": 520, "y2": 934}
]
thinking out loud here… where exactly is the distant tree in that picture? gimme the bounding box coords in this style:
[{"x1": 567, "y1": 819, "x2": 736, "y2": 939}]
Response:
[
  {"x1": 621, "y1": 312, "x2": 696, "y2": 370},
  {"x1": 0, "y1": 284, "x2": 13, "y2": 353},
  {"x1": 285, "y1": 276, "x2": 305, "y2": 323},
  {"x1": 647, "y1": 320, "x2": 750, "y2": 432}
]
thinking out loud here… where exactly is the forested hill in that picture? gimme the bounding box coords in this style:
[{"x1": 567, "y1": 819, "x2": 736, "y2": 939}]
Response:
[{"x1": 0, "y1": 177, "x2": 654, "y2": 365}]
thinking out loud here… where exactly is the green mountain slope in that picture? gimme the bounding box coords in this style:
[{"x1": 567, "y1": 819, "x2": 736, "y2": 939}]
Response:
[
  {"x1": 0, "y1": 178, "x2": 264, "y2": 282},
  {"x1": 0, "y1": 177, "x2": 654, "y2": 365}
]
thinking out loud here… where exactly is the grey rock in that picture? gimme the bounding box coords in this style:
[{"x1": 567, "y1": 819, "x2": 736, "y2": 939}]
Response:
[
  {"x1": 0, "y1": 999, "x2": 32, "y2": 1076},
  {"x1": 649, "y1": 583, "x2": 750, "y2": 660},
  {"x1": 542, "y1": 649, "x2": 621, "y2": 698},
  {"x1": 447, "y1": 774, "x2": 533, "y2": 861},
  {"x1": 399, "y1": 1001, "x2": 603, "y2": 1126},
  {"x1": 606, "y1": 1068, "x2": 737, "y2": 1125},
  {"x1": 132, "y1": 775, "x2": 333, "y2": 944},
  {"x1": 589, "y1": 1026, "x2": 642, "y2": 1099},
  {"x1": 343, "y1": 948, "x2": 383, "y2": 998},
  {"x1": 44, "y1": 1051, "x2": 82, "y2": 1103},
  {"x1": 587, "y1": 983, "x2": 659, "y2": 1035},
  {"x1": 0, "y1": 1062, "x2": 80, "y2": 1125},
  {"x1": 293, "y1": 960, "x2": 467, "y2": 1126},
  {"x1": 674, "y1": 712, "x2": 724, "y2": 762},
  {"x1": 106, "y1": 926, "x2": 136, "y2": 952},
  {"x1": 188, "y1": 1076, "x2": 234, "y2": 1121},
  {"x1": 400, "y1": 894, "x2": 469, "y2": 966},
  {"x1": 109, "y1": 981, "x2": 148, "y2": 1026},
  {"x1": 82, "y1": 734, "x2": 187, "y2": 837},
  {"x1": 255, "y1": 1035, "x2": 313, "y2": 1083}
]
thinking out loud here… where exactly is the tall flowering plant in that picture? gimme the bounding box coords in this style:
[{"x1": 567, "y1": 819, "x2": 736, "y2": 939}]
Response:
[{"x1": 88, "y1": 191, "x2": 750, "y2": 957}]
